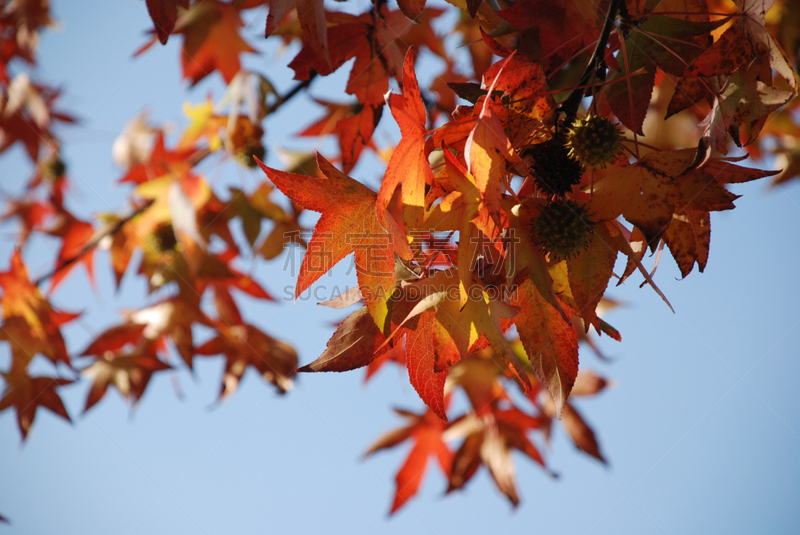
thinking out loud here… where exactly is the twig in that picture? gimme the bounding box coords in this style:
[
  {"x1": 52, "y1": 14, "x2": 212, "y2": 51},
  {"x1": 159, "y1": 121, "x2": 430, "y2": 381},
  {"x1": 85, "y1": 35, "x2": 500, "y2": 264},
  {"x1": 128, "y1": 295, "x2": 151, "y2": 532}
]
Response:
[
  {"x1": 35, "y1": 199, "x2": 155, "y2": 287},
  {"x1": 269, "y1": 71, "x2": 318, "y2": 115},
  {"x1": 559, "y1": 0, "x2": 625, "y2": 125}
]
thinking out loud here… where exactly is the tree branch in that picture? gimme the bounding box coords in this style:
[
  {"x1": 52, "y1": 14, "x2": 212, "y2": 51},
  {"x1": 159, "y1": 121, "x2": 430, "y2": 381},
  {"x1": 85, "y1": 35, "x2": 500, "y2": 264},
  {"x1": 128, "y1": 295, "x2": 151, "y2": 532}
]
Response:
[
  {"x1": 559, "y1": 0, "x2": 625, "y2": 125},
  {"x1": 269, "y1": 71, "x2": 318, "y2": 116},
  {"x1": 35, "y1": 198, "x2": 155, "y2": 288}
]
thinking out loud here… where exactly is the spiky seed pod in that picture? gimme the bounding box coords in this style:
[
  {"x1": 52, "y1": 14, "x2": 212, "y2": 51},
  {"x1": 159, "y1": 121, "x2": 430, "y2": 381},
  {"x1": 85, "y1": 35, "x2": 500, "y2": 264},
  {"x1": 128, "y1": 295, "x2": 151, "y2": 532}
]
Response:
[
  {"x1": 528, "y1": 137, "x2": 584, "y2": 196},
  {"x1": 152, "y1": 223, "x2": 178, "y2": 252},
  {"x1": 532, "y1": 200, "x2": 594, "y2": 261},
  {"x1": 565, "y1": 115, "x2": 623, "y2": 169},
  {"x1": 237, "y1": 142, "x2": 266, "y2": 168},
  {"x1": 45, "y1": 157, "x2": 67, "y2": 179}
]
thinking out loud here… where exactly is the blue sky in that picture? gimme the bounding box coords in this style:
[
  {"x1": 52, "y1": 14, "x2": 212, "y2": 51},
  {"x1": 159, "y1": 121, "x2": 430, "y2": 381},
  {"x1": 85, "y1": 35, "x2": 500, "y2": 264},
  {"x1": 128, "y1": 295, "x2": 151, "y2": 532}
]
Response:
[{"x1": 1, "y1": 1, "x2": 799, "y2": 533}]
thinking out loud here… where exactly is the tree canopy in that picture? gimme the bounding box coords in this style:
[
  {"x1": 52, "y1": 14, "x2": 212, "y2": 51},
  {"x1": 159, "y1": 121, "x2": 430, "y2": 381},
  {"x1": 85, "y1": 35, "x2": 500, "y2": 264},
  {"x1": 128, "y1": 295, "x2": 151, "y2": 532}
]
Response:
[{"x1": 1, "y1": 0, "x2": 799, "y2": 522}]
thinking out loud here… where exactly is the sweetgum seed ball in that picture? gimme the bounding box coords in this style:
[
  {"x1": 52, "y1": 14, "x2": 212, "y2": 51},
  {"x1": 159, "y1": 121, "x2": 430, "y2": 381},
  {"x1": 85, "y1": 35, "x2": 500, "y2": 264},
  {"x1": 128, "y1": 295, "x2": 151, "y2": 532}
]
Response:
[
  {"x1": 238, "y1": 142, "x2": 266, "y2": 168},
  {"x1": 528, "y1": 137, "x2": 584, "y2": 196},
  {"x1": 565, "y1": 115, "x2": 623, "y2": 169},
  {"x1": 533, "y1": 200, "x2": 594, "y2": 261}
]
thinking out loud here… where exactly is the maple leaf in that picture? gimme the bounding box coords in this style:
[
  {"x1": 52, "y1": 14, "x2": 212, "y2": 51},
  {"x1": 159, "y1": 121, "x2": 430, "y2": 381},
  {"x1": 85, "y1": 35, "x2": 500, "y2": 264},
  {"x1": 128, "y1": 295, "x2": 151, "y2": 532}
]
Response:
[
  {"x1": 497, "y1": 0, "x2": 601, "y2": 71},
  {"x1": 662, "y1": 209, "x2": 710, "y2": 277},
  {"x1": 511, "y1": 277, "x2": 579, "y2": 418},
  {"x1": 47, "y1": 213, "x2": 95, "y2": 293},
  {"x1": 112, "y1": 110, "x2": 158, "y2": 169},
  {"x1": 289, "y1": 8, "x2": 411, "y2": 105},
  {"x1": 0, "y1": 73, "x2": 72, "y2": 161},
  {"x1": 0, "y1": 250, "x2": 77, "y2": 368},
  {"x1": 565, "y1": 223, "x2": 619, "y2": 330},
  {"x1": 386, "y1": 269, "x2": 526, "y2": 416},
  {"x1": 119, "y1": 131, "x2": 197, "y2": 185},
  {"x1": 257, "y1": 154, "x2": 412, "y2": 330},
  {"x1": 2, "y1": 197, "x2": 53, "y2": 246},
  {"x1": 179, "y1": 99, "x2": 226, "y2": 151},
  {"x1": 480, "y1": 51, "x2": 556, "y2": 148},
  {"x1": 711, "y1": 63, "x2": 795, "y2": 151},
  {"x1": 603, "y1": 15, "x2": 726, "y2": 134},
  {"x1": 299, "y1": 101, "x2": 383, "y2": 174},
  {"x1": 464, "y1": 57, "x2": 519, "y2": 225},
  {"x1": 425, "y1": 151, "x2": 503, "y2": 309},
  {"x1": 542, "y1": 396, "x2": 605, "y2": 463},
  {"x1": 398, "y1": 310, "x2": 455, "y2": 420},
  {"x1": 195, "y1": 323, "x2": 297, "y2": 398},
  {"x1": 378, "y1": 48, "x2": 432, "y2": 229},
  {"x1": 171, "y1": 0, "x2": 256, "y2": 86},
  {"x1": 146, "y1": 0, "x2": 190, "y2": 44},
  {"x1": 0, "y1": 370, "x2": 72, "y2": 440},
  {"x1": 446, "y1": 406, "x2": 548, "y2": 506},
  {"x1": 365, "y1": 407, "x2": 452, "y2": 514},
  {"x1": 127, "y1": 296, "x2": 214, "y2": 369},
  {"x1": 586, "y1": 149, "x2": 695, "y2": 246},
  {"x1": 81, "y1": 346, "x2": 171, "y2": 411},
  {"x1": 298, "y1": 306, "x2": 386, "y2": 372},
  {"x1": 685, "y1": 0, "x2": 796, "y2": 89}
]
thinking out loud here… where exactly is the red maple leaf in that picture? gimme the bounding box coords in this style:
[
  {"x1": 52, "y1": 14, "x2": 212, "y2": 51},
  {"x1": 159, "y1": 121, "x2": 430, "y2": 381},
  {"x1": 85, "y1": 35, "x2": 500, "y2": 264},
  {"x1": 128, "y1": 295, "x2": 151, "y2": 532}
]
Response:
[
  {"x1": 0, "y1": 370, "x2": 72, "y2": 440},
  {"x1": 365, "y1": 407, "x2": 452, "y2": 514}
]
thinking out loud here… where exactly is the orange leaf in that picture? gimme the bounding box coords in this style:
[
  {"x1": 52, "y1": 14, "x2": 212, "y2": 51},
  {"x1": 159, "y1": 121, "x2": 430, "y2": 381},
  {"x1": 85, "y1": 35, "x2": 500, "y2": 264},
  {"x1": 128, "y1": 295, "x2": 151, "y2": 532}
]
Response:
[
  {"x1": 378, "y1": 47, "x2": 432, "y2": 229},
  {"x1": 257, "y1": 154, "x2": 411, "y2": 330},
  {"x1": 365, "y1": 407, "x2": 452, "y2": 514},
  {"x1": 401, "y1": 310, "x2": 449, "y2": 420},
  {"x1": 175, "y1": 1, "x2": 256, "y2": 86},
  {"x1": 511, "y1": 278, "x2": 579, "y2": 417},
  {"x1": 49, "y1": 215, "x2": 95, "y2": 293},
  {"x1": 566, "y1": 223, "x2": 618, "y2": 330}
]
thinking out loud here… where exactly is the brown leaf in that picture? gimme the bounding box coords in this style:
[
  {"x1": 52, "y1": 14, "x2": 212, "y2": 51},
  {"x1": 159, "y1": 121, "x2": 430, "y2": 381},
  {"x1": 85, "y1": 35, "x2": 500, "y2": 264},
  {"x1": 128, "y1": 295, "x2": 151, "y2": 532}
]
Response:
[
  {"x1": 0, "y1": 370, "x2": 72, "y2": 440},
  {"x1": 298, "y1": 306, "x2": 385, "y2": 372}
]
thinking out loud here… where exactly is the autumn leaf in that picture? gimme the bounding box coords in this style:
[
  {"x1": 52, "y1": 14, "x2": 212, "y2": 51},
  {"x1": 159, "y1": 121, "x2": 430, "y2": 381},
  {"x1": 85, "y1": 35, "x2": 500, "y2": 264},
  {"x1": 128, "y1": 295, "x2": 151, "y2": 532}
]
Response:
[
  {"x1": 479, "y1": 46, "x2": 556, "y2": 147},
  {"x1": 511, "y1": 277, "x2": 578, "y2": 418},
  {"x1": 399, "y1": 310, "x2": 453, "y2": 420},
  {"x1": 174, "y1": 0, "x2": 256, "y2": 86},
  {"x1": 119, "y1": 131, "x2": 198, "y2": 185},
  {"x1": 0, "y1": 250, "x2": 77, "y2": 368},
  {"x1": 603, "y1": 15, "x2": 726, "y2": 134},
  {"x1": 47, "y1": 213, "x2": 95, "y2": 293},
  {"x1": 128, "y1": 296, "x2": 213, "y2": 369},
  {"x1": 257, "y1": 154, "x2": 411, "y2": 330},
  {"x1": 288, "y1": 8, "x2": 410, "y2": 105},
  {"x1": 542, "y1": 395, "x2": 605, "y2": 463},
  {"x1": 298, "y1": 306, "x2": 386, "y2": 372},
  {"x1": 81, "y1": 347, "x2": 171, "y2": 411},
  {"x1": 378, "y1": 47, "x2": 432, "y2": 229},
  {"x1": 0, "y1": 370, "x2": 72, "y2": 440},
  {"x1": 497, "y1": 0, "x2": 601, "y2": 71},
  {"x1": 146, "y1": 0, "x2": 190, "y2": 44},
  {"x1": 566, "y1": 222, "x2": 618, "y2": 330},
  {"x1": 425, "y1": 150, "x2": 502, "y2": 309},
  {"x1": 465, "y1": 55, "x2": 519, "y2": 224},
  {"x1": 300, "y1": 101, "x2": 383, "y2": 174},
  {"x1": 0, "y1": 73, "x2": 72, "y2": 161},
  {"x1": 587, "y1": 149, "x2": 694, "y2": 247},
  {"x1": 446, "y1": 406, "x2": 548, "y2": 506},
  {"x1": 365, "y1": 407, "x2": 452, "y2": 514},
  {"x1": 195, "y1": 323, "x2": 297, "y2": 398}
]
